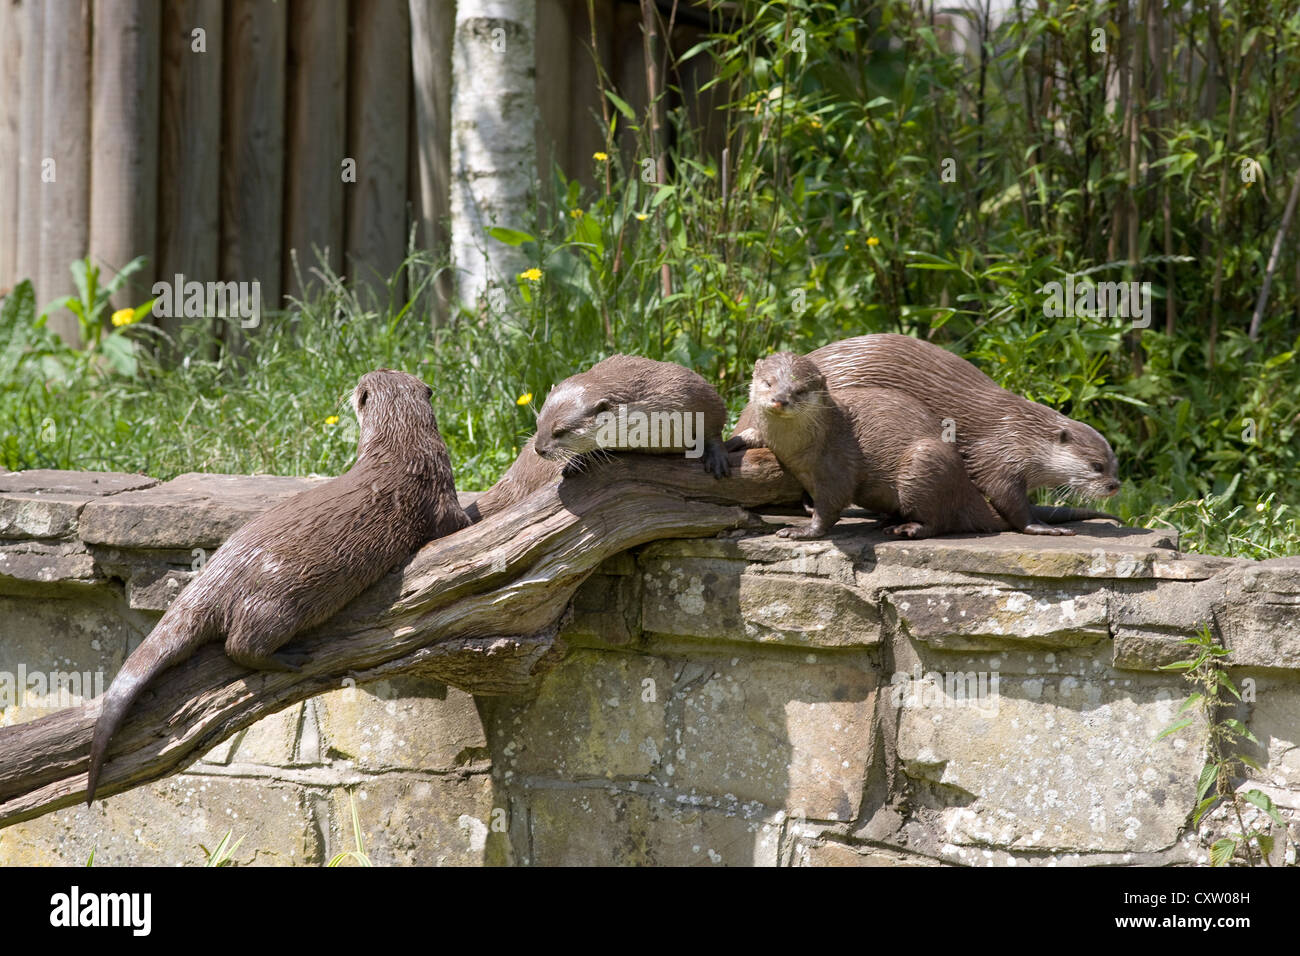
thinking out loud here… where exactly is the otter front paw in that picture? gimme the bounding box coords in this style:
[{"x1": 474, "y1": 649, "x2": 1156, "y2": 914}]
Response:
[
  {"x1": 776, "y1": 524, "x2": 825, "y2": 540},
  {"x1": 703, "y1": 440, "x2": 731, "y2": 478},
  {"x1": 1021, "y1": 523, "x2": 1075, "y2": 536}
]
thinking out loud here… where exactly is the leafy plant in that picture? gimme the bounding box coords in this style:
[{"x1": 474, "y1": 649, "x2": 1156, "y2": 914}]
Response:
[
  {"x1": 1158, "y1": 625, "x2": 1293, "y2": 866},
  {"x1": 327, "y1": 791, "x2": 372, "y2": 867},
  {"x1": 200, "y1": 829, "x2": 245, "y2": 867}
]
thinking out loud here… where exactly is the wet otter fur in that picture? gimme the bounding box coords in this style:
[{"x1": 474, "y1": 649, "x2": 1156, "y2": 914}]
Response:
[
  {"x1": 533, "y1": 354, "x2": 730, "y2": 478},
  {"x1": 732, "y1": 334, "x2": 1120, "y2": 534},
  {"x1": 86, "y1": 369, "x2": 469, "y2": 802},
  {"x1": 741, "y1": 352, "x2": 1016, "y2": 539}
]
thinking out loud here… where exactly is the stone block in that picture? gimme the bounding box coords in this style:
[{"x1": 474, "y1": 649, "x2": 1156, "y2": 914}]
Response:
[
  {"x1": 317, "y1": 678, "x2": 488, "y2": 772},
  {"x1": 520, "y1": 786, "x2": 781, "y2": 866}
]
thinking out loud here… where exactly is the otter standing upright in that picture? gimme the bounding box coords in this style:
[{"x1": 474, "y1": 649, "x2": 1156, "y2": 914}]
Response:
[
  {"x1": 733, "y1": 334, "x2": 1120, "y2": 534},
  {"x1": 86, "y1": 369, "x2": 470, "y2": 802}
]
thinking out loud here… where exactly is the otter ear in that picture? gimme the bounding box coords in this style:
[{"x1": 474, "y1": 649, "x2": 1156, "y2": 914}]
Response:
[
  {"x1": 1058, "y1": 428, "x2": 1070, "y2": 443},
  {"x1": 592, "y1": 397, "x2": 613, "y2": 414}
]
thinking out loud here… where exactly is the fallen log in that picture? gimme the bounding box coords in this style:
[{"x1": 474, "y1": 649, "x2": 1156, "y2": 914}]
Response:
[{"x1": 0, "y1": 449, "x2": 802, "y2": 826}]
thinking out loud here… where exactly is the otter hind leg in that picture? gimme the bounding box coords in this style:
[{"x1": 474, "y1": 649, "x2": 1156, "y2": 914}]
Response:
[{"x1": 224, "y1": 609, "x2": 310, "y2": 672}]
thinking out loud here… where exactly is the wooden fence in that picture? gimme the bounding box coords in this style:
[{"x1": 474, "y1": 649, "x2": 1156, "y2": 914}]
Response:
[{"x1": 0, "y1": 0, "x2": 726, "y2": 344}]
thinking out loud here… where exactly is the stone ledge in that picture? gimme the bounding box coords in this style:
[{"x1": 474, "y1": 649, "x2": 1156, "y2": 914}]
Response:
[{"x1": 1, "y1": 468, "x2": 1296, "y2": 866}]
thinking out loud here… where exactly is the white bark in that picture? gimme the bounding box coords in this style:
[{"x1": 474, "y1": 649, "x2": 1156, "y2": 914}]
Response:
[{"x1": 449, "y1": 0, "x2": 537, "y2": 311}]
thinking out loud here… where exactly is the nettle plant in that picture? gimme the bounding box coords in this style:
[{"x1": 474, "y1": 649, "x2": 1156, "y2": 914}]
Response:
[{"x1": 1158, "y1": 625, "x2": 1295, "y2": 866}]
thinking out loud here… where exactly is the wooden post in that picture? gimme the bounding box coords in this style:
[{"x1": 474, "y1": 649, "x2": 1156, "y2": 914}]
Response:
[
  {"x1": 221, "y1": 0, "x2": 287, "y2": 348},
  {"x1": 347, "y1": 0, "x2": 411, "y2": 308},
  {"x1": 38, "y1": 0, "x2": 92, "y2": 345},
  {"x1": 535, "y1": 0, "x2": 573, "y2": 200},
  {"x1": 90, "y1": 0, "x2": 162, "y2": 313},
  {"x1": 409, "y1": 0, "x2": 455, "y2": 324},
  {"x1": 283, "y1": 0, "x2": 347, "y2": 303},
  {"x1": 156, "y1": 0, "x2": 223, "y2": 353},
  {"x1": 612, "y1": 1, "x2": 647, "y2": 170},
  {"x1": 0, "y1": 0, "x2": 21, "y2": 290},
  {"x1": 567, "y1": 0, "x2": 614, "y2": 190},
  {"x1": 15, "y1": 0, "x2": 44, "y2": 293}
]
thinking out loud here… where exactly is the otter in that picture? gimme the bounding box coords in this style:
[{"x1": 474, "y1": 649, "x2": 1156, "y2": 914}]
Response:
[
  {"x1": 533, "y1": 354, "x2": 730, "y2": 478},
  {"x1": 86, "y1": 369, "x2": 470, "y2": 802},
  {"x1": 737, "y1": 352, "x2": 1019, "y2": 539},
  {"x1": 732, "y1": 334, "x2": 1120, "y2": 534}
]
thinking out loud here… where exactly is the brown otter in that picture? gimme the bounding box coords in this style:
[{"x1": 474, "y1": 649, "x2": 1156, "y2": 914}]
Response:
[
  {"x1": 86, "y1": 369, "x2": 469, "y2": 802},
  {"x1": 533, "y1": 354, "x2": 730, "y2": 478},
  {"x1": 738, "y1": 352, "x2": 1015, "y2": 539},
  {"x1": 732, "y1": 334, "x2": 1120, "y2": 534}
]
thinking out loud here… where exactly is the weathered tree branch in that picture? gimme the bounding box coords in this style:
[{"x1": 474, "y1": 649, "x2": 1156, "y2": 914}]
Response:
[{"x1": 0, "y1": 449, "x2": 801, "y2": 826}]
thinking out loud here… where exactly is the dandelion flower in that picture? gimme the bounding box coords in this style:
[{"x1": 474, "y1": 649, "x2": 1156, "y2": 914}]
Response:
[
  {"x1": 635, "y1": 212, "x2": 649, "y2": 221},
  {"x1": 866, "y1": 236, "x2": 880, "y2": 246},
  {"x1": 110, "y1": 308, "x2": 137, "y2": 327},
  {"x1": 570, "y1": 208, "x2": 584, "y2": 218},
  {"x1": 324, "y1": 415, "x2": 340, "y2": 426},
  {"x1": 593, "y1": 152, "x2": 609, "y2": 162},
  {"x1": 519, "y1": 267, "x2": 543, "y2": 282},
  {"x1": 517, "y1": 393, "x2": 533, "y2": 406}
]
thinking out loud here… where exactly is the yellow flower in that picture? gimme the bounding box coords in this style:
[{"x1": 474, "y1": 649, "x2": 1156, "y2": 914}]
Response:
[
  {"x1": 866, "y1": 236, "x2": 880, "y2": 246},
  {"x1": 324, "y1": 415, "x2": 339, "y2": 426},
  {"x1": 519, "y1": 267, "x2": 543, "y2": 282},
  {"x1": 635, "y1": 212, "x2": 649, "y2": 221},
  {"x1": 593, "y1": 152, "x2": 609, "y2": 162},
  {"x1": 516, "y1": 393, "x2": 533, "y2": 406},
  {"x1": 110, "y1": 307, "x2": 137, "y2": 327},
  {"x1": 570, "y1": 208, "x2": 584, "y2": 218},
  {"x1": 810, "y1": 119, "x2": 822, "y2": 129}
]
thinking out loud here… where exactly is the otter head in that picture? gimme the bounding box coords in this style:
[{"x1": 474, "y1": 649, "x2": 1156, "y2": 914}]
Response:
[
  {"x1": 533, "y1": 380, "x2": 613, "y2": 462},
  {"x1": 751, "y1": 352, "x2": 829, "y2": 420},
  {"x1": 351, "y1": 369, "x2": 443, "y2": 466},
  {"x1": 1035, "y1": 420, "x2": 1121, "y2": 500}
]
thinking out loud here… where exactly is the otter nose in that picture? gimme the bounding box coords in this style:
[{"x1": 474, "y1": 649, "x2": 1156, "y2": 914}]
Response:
[
  {"x1": 1106, "y1": 480, "x2": 1120, "y2": 494},
  {"x1": 769, "y1": 399, "x2": 787, "y2": 410}
]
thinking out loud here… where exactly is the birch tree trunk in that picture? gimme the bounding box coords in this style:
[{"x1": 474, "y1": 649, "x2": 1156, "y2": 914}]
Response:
[{"x1": 449, "y1": 0, "x2": 537, "y2": 311}]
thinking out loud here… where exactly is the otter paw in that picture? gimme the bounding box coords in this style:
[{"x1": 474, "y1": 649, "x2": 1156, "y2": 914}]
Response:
[
  {"x1": 776, "y1": 524, "x2": 825, "y2": 540},
  {"x1": 1022, "y1": 523, "x2": 1075, "y2": 536},
  {"x1": 802, "y1": 492, "x2": 815, "y2": 515},
  {"x1": 704, "y1": 444, "x2": 731, "y2": 478},
  {"x1": 884, "y1": 522, "x2": 925, "y2": 538}
]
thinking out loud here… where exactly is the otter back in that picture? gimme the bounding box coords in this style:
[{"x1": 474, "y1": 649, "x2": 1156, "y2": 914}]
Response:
[{"x1": 86, "y1": 369, "x2": 469, "y2": 802}]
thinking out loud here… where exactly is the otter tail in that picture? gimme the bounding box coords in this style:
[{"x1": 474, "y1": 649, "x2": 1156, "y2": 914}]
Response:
[
  {"x1": 87, "y1": 607, "x2": 216, "y2": 803},
  {"x1": 1030, "y1": 504, "x2": 1120, "y2": 525}
]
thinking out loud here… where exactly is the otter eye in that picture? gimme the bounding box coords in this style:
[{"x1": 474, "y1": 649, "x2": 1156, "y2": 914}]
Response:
[
  {"x1": 425, "y1": 385, "x2": 433, "y2": 400},
  {"x1": 552, "y1": 426, "x2": 569, "y2": 438},
  {"x1": 1058, "y1": 429, "x2": 1070, "y2": 443},
  {"x1": 1092, "y1": 462, "x2": 1104, "y2": 473},
  {"x1": 358, "y1": 389, "x2": 369, "y2": 409}
]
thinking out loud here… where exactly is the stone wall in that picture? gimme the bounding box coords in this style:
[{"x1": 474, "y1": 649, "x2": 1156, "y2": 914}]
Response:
[{"x1": 1, "y1": 469, "x2": 1297, "y2": 866}]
